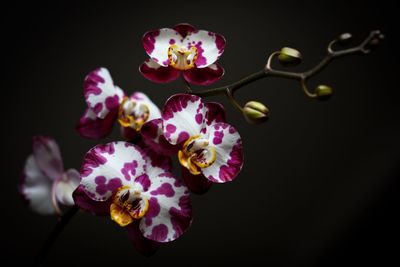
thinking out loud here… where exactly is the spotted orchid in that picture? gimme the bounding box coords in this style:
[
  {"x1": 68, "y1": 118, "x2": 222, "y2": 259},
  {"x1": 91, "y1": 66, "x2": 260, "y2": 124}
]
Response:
[
  {"x1": 19, "y1": 136, "x2": 80, "y2": 215},
  {"x1": 77, "y1": 67, "x2": 161, "y2": 140},
  {"x1": 142, "y1": 94, "x2": 243, "y2": 194},
  {"x1": 73, "y1": 141, "x2": 192, "y2": 255},
  {"x1": 20, "y1": 24, "x2": 376, "y2": 265},
  {"x1": 140, "y1": 23, "x2": 226, "y2": 85}
]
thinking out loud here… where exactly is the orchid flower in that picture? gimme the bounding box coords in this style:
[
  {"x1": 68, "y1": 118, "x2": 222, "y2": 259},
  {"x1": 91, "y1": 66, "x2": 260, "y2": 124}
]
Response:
[
  {"x1": 140, "y1": 23, "x2": 226, "y2": 85},
  {"x1": 77, "y1": 67, "x2": 161, "y2": 140},
  {"x1": 142, "y1": 94, "x2": 243, "y2": 194},
  {"x1": 73, "y1": 141, "x2": 192, "y2": 255},
  {"x1": 19, "y1": 136, "x2": 80, "y2": 215}
]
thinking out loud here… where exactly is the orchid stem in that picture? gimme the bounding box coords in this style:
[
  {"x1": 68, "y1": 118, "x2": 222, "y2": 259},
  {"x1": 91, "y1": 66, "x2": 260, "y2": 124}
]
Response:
[
  {"x1": 192, "y1": 30, "x2": 383, "y2": 99},
  {"x1": 33, "y1": 205, "x2": 79, "y2": 267}
]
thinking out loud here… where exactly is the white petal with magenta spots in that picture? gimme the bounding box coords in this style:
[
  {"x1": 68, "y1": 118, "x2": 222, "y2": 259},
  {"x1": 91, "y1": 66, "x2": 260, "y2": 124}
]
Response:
[
  {"x1": 80, "y1": 142, "x2": 147, "y2": 201},
  {"x1": 185, "y1": 30, "x2": 225, "y2": 68},
  {"x1": 201, "y1": 123, "x2": 244, "y2": 183},
  {"x1": 84, "y1": 68, "x2": 124, "y2": 119},
  {"x1": 162, "y1": 94, "x2": 206, "y2": 145},
  {"x1": 139, "y1": 169, "x2": 192, "y2": 242},
  {"x1": 143, "y1": 28, "x2": 180, "y2": 67}
]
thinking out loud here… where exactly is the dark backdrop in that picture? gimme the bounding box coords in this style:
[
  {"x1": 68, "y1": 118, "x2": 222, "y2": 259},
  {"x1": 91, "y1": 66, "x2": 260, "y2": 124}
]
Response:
[{"x1": 3, "y1": 0, "x2": 399, "y2": 266}]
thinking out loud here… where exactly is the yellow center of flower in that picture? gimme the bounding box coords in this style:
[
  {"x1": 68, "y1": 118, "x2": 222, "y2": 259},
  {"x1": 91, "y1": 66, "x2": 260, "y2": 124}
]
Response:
[
  {"x1": 118, "y1": 97, "x2": 150, "y2": 131},
  {"x1": 168, "y1": 44, "x2": 198, "y2": 70},
  {"x1": 178, "y1": 135, "x2": 216, "y2": 175},
  {"x1": 110, "y1": 186, "x2": 149, "y2": 227}
]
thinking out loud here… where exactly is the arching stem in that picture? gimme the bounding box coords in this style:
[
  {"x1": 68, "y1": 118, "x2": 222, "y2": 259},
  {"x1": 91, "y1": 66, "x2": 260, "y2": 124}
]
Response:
[
  {"x1": 192, "y1": 30, "x2": 383, "y2": 103},
  {"x1": 33, "y1": 205, "x2": 79, "y2": 266}
]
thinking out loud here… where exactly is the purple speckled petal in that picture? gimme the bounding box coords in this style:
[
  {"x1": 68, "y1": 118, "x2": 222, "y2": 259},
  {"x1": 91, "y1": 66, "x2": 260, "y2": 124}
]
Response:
[
  {"x1": 136, "y1": 139, "x2": 173, "y2": 173},
  {"x1": 32, "y1": 136, "x2": 64, "y2": 180},
  {"x1": 182, "y1": 168, "x2": 212, "y2": 195},
  {"x1": 143, "y1": 28, "x2": 180, "y2": 67},
  {"x1": 139, "y1": 168, "x2": 192, "y2": 242},
  {"x1": 73, "y1": 185, "x2": 111, "y2": 216},
  {"x1": 126, "y1": 221, "x2": 160, "y2": 256},
  {"x1": 162, "y1": 94, "x2": 206, "y2": 145},
  {"x1": 139, "y1": 59, "x2": 180, "y2": 83},
  {"x1": 55, "y1": 169, "x2": 80, "y2": 206},
  {"x1": 183, "y1": 63, "x2": 224, "y2": 85},
  {"x1": 173, "y1": 23, "x2": 197, "y2": 38},
  {"x1": 84, "y1": 68, "x2": 124, "y2": 119},
  {"x1": 80, "y1": 142, "x2": 146, "y2": 201},
  {"x1": 185, "y1": 30, "x2": 226, "y2": 68},
  {"x1": 201, "y1": 122, "x2": 244, "y2": 183},
  {"x1": 141, "y1": 119, "x2": 179, "y2": 156},
  {"x1": 205, "y1": 102, "x2": 226, "y2": 125},
  {"x1": 20, "y1": 155, "x2": 55, "y2": 215},
  {"x1": 76, "y1": 108, "x2": 117, "y2": 139}
]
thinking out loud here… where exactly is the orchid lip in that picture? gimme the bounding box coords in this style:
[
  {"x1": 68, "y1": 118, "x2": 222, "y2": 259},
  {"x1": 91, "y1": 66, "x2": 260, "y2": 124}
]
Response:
[
  {"x1": 168, "y1": 44, "x2": 198, "y2": 70},
  {"x1": 118, "y1": 97, "x2": 150, "y2": 131},
  {"x1": 110, "y1": 186, "x2": 149, "y2": 227},
  {"x1": 178, "y1": 135, "x2": 216, "y2": 175}
]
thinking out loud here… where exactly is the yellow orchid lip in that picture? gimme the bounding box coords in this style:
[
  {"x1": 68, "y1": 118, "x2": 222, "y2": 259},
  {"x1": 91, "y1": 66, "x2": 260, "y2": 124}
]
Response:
[
  {"x1": 110, "y1": 186, "x2": 149, "y2": 227},
  {"x1": 118, "y1": 97, "x2": 150, "y2": 131},
  {"x1": 178, "y1": 150, "x2": 201, "y2": 175},
  {"x1": 178, "y1": 135, "x2": 216, "y2": 175},
  {"x1": 168, "y1": 44, "x2": 198, "y2": 70}
]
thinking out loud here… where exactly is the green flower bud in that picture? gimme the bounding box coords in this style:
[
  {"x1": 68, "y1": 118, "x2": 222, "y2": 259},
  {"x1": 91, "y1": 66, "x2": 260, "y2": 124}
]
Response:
[
  {"x1": 315, "y1": 85, "x2": 333, "y2": 100},
  {"x1": 243, "y1": 101, "x2": 269, "y2": 124},
  {"x1": 278, "y1": 47, "x2": 302, "y2": 66},
  {"x1": 338, "y1": 33, "x2": 352, "y2": 45},
  {"x1": 369, "y1": 33, "x2": 385, "y2": 46},
  {"x1": 364, "y1": 31, "x2": 385, "y2": 51}
]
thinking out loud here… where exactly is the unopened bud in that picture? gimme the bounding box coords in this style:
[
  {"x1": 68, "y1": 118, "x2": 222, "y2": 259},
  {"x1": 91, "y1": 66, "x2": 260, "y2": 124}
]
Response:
[
  {"x1": 365, "y1": 31, "x2": 385, "y2": 51},
  {"x1": 338, "y1": 33, "x2": 352, "y2": 45},
  {"x1": 243, "y1": 101, "x2": 269, "y2": 124},
  {"x1": 278, "y1": 47, "x2": 302, "y2": 66},
  {"x1": 315, "y1": 85, "x2": 333, "y2": 100}
]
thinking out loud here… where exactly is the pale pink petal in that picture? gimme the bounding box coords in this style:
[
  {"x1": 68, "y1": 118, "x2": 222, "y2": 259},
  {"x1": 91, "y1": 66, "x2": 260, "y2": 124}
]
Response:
[
  {"x1": 55, "y1": 169, "x2": 80, "y2": 206},
  {"x1": 20, "y1": 155, "x2": 55, "y2": 215},
  {"x1": 80, "y1": 142, "x2": 147, "y2": 201},
  {"x1": 162, "y1": 94, "x2": 206, "y2": 145},
  {"x1": 32, "y1": 136, "x2": 63, "y2": 180},
  {"x1": 201, "y1": 123, "x2": 243, "y2": 183},
  {"x1": 143, "y1": 28, "x2": 180, "y2": 67},
  {"x1": 185, "y1": 31, "x2": 226, "y2": 68},
  {"x1": 139, "y1": 59, "x2": 180, "y2": 83},
  {"x1": 76, "y1": 108, "x2": 117, "y2": 139},
  {"x1": 183, "y1": 63, "x2": 224, "y2": 85},
  {"x1": 139, "y1": 167, "x2": 192, "y2": 242},
  {"x1": 84, "y1": 68, "x2": 124, "y2": 119}
]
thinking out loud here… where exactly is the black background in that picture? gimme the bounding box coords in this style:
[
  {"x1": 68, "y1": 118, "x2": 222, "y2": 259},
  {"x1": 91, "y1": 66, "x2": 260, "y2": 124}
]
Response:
[{"x1": 2, "y1": 0, "x2": 399, "y2": 266}]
